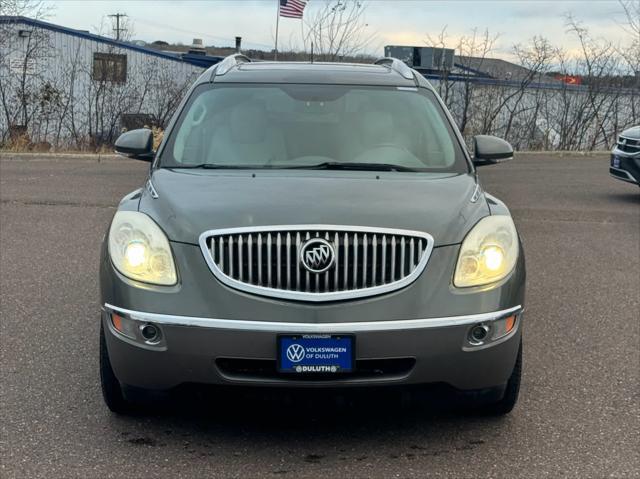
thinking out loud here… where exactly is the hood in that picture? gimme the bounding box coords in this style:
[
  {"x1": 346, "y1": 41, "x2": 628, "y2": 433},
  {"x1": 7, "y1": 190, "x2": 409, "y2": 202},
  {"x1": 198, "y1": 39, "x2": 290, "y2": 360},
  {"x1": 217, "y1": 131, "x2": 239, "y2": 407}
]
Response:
[
  {"x1": 620, "y1": 126, "x2": 640, "y2": 140},
  {"x1": 139, "y1": 169, "x2": 489, "y2": 247}
]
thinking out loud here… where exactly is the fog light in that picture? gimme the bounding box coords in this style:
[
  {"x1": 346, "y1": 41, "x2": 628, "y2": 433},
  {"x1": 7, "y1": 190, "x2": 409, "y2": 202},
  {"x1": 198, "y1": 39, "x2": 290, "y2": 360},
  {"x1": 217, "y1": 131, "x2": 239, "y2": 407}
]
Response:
[
  {"x1": 140, "y1": 323, "x2": 161, "y2": 343},
  {"x1": 469, "y1": 324, "x2": 490, "y2": 344}
]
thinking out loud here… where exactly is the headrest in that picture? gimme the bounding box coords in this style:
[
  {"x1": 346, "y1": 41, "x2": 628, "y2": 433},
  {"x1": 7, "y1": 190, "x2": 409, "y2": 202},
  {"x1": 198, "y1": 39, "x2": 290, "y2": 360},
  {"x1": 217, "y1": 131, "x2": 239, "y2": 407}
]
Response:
[{"x1": 230, "y1": 102, "x2": 268, "y2": 143}]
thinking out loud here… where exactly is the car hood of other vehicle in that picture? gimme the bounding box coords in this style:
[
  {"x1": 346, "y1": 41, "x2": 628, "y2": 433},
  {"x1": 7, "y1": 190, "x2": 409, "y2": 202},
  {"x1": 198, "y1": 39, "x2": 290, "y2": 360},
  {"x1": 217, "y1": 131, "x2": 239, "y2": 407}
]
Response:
[
  {"x1": 138, "y1": 169, "x2": 490, "y2": 247},
  {"x1": 620, "y1": 126, "x2": 640, "y2": 139}
]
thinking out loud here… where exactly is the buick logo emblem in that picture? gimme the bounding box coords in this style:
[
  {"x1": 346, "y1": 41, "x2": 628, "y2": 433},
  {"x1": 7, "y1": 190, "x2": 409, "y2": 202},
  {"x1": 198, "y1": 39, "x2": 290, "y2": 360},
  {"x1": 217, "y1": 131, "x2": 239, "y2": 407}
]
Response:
[
  {"x1": 286, "y1": 344, "x2": 306, "y2": 363},
  {"x1": 300, "y1": 238, "x2": 335, "y2": 273}
]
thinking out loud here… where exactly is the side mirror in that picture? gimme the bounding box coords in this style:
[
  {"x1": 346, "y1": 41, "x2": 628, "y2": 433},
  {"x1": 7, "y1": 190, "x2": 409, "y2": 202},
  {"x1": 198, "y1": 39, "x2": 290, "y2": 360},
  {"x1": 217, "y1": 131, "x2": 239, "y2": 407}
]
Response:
[
  {"x1": 473, "y1": 135, "x2": 513, "y2": 166},
  {"x1": 114, "y1": 128, "x2": 154, "y2": 161}
]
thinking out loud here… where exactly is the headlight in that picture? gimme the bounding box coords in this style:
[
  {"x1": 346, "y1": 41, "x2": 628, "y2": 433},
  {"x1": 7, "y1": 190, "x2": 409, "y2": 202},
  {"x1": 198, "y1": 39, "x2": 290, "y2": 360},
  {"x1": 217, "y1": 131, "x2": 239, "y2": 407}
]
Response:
[
  {"x1": 108, "y1": 211, "x2": 177, "y2": 285},
  {"x1": 453, "y1": 215, "x2": 518, "y2": 288}
]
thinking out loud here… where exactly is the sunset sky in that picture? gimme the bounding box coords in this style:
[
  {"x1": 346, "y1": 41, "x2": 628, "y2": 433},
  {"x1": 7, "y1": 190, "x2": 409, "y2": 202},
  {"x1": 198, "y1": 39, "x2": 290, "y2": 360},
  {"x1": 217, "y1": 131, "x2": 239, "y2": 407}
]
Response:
[{"x1": 46, "y1": 0, "x2": 631, "y2": 59}]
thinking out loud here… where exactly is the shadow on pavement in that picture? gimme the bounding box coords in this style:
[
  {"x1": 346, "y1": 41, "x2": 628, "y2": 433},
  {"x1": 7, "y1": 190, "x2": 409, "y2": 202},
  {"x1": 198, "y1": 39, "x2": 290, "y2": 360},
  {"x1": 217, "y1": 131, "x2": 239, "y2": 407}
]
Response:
[
  {"x1": 604, "y1": 190, "x2": 640, "y2": 205},
  {"x1": 116, "y1": 384, "x2": 507, "y2": 437}
]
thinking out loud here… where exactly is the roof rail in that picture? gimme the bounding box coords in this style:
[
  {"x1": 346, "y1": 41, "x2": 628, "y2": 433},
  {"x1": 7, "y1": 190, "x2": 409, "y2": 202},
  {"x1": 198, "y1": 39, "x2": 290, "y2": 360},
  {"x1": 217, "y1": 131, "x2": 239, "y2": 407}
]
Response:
[
  {"x1": 374, "y1": 57, "x2": 415, "y2": 81},
  {"x1": 215, "y1": 53, "x2": 251, "y2": 76}
]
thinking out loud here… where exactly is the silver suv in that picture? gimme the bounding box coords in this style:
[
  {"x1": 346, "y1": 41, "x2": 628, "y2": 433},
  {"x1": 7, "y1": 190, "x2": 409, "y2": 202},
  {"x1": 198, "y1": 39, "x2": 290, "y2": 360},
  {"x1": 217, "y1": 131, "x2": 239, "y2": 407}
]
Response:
[{"x1": 100, "y1": 55, "x2": 526, "y2": 415}]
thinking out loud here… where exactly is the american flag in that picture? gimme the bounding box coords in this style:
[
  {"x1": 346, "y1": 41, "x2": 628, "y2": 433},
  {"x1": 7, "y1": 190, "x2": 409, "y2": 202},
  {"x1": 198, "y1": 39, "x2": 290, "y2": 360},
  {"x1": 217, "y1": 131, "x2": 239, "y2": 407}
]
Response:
[{"x1": 279, "y1": 0, "x2": 307, "y2": 19}]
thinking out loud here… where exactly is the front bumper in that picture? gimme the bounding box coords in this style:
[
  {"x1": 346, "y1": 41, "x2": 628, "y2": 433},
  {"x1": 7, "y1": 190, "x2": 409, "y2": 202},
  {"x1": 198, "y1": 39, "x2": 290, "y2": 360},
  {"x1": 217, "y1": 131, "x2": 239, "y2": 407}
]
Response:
[
  {"x1": 610, "y1": 152, "x2": 640, "y2": 185},
  {"x1": 100, "y1": 239, "x2": 525, "y2": 392},
  {"x1": 102, "y1": 303, "x2": 523, "y2": 391}
]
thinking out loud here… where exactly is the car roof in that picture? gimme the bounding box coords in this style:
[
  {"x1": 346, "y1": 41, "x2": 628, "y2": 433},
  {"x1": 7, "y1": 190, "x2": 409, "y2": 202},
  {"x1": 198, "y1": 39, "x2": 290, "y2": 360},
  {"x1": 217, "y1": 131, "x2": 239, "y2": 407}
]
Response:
[{"x1": 198, "y1": 61, "x2": 430, "y2": 88}]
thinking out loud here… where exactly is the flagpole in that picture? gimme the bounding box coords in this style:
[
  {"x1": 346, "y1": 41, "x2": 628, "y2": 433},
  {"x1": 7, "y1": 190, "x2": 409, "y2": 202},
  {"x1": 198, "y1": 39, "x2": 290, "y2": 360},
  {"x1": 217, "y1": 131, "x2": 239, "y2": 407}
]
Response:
[{"x1": 274, "y1": 0, "x2": 280, "y2": 60}]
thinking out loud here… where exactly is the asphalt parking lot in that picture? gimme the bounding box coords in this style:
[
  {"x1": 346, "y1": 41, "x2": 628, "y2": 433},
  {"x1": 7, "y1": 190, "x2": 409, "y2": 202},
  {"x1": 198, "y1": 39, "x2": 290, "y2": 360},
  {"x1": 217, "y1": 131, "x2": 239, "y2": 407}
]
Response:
[{"x1": 1, "y1": 152, "x2": 638, "y2": 478}]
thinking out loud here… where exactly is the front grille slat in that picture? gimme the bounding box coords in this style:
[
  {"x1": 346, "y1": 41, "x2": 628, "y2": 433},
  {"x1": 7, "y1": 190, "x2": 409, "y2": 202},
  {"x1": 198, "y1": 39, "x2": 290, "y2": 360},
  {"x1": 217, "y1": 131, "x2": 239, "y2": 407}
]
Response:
[
  {"x1": 203, "y1": 226, "x2": 433, "y2": 302},
  {"x1": 238, "y1": 235, "x2": 243, "y2": 282},
  {"x1": 343, "y1": 232, "x2": 349, "y2": 290},
  {"x1": 286, "y1": 233, "x2": 291, "y2": 289},
  {"x1": 324, "y1": 232, "x2": 330, "y2": 291},
  {"x1": 305, "y1": 232, "x2": 311, "y2": 292},
  {"x1": 372, "y1": 234, "x2": 378, "y2": 287},
  {"x1": 333, "y1": 232, "x2": 340, "y2": 288},
  {"x1": 228, "y1": 236, "x2": 234, "y2": 278},
  {"x1": 390, "y1": 236, "x2": 396, "y2": 282},
  {"x1": 267, "y1": 233, "x2": 272, "y2": 288},
  {"x1": 219, "y1": 236, "x2": 225, "y2": 274},
  {"x1": 400, "y1": 237, "x2": 406, "y2": 277},
  {"x1": 409, "y1": 238, "x2": 415, "y2": 272},
  {"x1": 276, "y1": 233, "x2": 282, "y2": 289},
  {"x1": 257, "y1": 233, "x2": 263, "y2": 285},
  {"x1": 352, "y1": 233, "x2": 358, "y2": 290},
  {"x1": 295, "y1": 232, "x2": 301, "y2": 290},
  {"x1": 248, "y1": 234, "x2": 253, "y2": 283},
  {"x1": 362, "y1": 234, "x2": 368, "y2": 288},
  {"x1": 381, "y1": 235, "x2": 387, "y2": 284}
]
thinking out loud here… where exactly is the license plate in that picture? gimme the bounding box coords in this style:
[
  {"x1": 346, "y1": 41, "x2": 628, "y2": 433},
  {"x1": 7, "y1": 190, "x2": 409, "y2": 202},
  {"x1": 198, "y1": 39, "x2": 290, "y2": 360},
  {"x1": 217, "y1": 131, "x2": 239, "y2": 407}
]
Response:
[
  {"x1": 611, "y1": 155, "x2": 621, "y2": 168},
  {"x1": 278, "y1": 334, "x2": 354, "y2": 373}
]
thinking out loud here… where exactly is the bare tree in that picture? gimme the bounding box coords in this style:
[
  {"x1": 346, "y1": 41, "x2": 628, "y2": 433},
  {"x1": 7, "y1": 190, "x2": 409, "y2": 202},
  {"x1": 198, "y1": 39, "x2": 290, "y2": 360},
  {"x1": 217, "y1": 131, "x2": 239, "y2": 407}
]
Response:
[
  {"x1": 0, "y1": 0, "x2": 55, "y2": 146},
  {"x1": 0, "y1": 0, "x2": 53, "y2": 17},
  {"x1": 426, "y1": 28, "x2": 498, "y2": 135},
  {"x1": 566, "y1": 14, "x2": 622, "y2": 149},
  {"x1": 424, "y1": 27, "x2": 454, "y2": 104},
  {"x1": 483, "y1": 36, "x2": 554, "y2": 140},
  {"x1": 303, "y1": 0, "x2": 376, "y2": 61},
  {"x1": 617, "y1": 0, "x2": 640, "y2": 123}
]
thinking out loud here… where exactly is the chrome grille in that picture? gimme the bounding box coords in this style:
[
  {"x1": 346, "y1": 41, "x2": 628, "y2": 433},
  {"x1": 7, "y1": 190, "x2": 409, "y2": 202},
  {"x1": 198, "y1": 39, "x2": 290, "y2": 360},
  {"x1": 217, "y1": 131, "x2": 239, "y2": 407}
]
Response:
[
  {"x1": 199, "y1": 225, "x2": 434, "y2": 302},
  {"x1": 617, "y1": 135, "x2": 640, "y2": 154}
]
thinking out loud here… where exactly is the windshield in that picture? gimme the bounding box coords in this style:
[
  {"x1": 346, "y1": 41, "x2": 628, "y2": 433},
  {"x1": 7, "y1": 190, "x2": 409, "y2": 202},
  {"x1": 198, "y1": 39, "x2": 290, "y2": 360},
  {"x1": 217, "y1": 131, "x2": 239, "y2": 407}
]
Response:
[{"x1": 159, "y1": 84, "x2": 468, "y2": 173}]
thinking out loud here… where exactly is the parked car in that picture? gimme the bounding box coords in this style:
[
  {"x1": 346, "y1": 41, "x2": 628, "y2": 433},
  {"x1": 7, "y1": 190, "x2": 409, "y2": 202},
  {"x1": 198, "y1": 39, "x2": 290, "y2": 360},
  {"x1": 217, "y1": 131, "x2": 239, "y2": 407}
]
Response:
[
  {"x1": 100, "y1": 55, "x2": 526, "y2": 415},
  {"x1": 610, "y1": 125, "x2": 640, "y2": 186}
]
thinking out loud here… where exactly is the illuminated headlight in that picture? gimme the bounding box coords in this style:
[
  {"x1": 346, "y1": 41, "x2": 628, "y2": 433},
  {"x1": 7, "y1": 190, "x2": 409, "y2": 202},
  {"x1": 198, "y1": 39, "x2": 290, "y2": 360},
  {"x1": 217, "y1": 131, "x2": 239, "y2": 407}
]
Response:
[
  {"x1": 454, "y1": 215, "x2": 519, "y2": 288},
  {"x1": 108, "y1": 211, "x2": 177, "y2": 285}
]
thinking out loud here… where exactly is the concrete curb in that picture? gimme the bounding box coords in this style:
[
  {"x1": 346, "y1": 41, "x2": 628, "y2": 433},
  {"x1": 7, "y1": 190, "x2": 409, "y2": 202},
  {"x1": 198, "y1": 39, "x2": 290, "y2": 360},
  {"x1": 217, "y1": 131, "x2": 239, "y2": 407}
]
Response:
[
  {"x1": 0, "y1": 151, "x2": 121, "y2": 161},
  {"x1": 516, "y1": 151, "x2": 609, "y2": 157},
  {"x1": 0, "y1": 150, "x2": 610, "y2": 161}
]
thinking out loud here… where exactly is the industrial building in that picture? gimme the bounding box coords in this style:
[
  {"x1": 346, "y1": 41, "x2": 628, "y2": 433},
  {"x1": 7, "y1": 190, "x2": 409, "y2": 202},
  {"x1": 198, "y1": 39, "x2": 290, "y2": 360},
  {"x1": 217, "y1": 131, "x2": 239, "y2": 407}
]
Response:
[{"x1": 0, "y1": 16, "x2": 220, "y2": 148}]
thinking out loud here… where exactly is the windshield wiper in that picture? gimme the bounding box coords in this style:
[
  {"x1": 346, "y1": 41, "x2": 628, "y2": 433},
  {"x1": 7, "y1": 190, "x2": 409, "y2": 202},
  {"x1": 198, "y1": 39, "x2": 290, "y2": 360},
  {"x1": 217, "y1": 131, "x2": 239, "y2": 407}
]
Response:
[
  {"x1": 165, "y1": 163, "x2": 258, "y2": 169},
  {"x1": 163, "y1": 162, "x2": 420, "y2": 172},
  {"x1": 296, "y1": 162, "x2": 419, "y2": 172}
]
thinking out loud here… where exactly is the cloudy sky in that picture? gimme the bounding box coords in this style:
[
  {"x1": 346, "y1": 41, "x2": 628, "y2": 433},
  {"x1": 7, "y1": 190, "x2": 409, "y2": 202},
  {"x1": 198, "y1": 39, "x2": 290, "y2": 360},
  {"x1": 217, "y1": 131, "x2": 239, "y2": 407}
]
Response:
[{"x1": 46, "y1": 0, "x2": 630, "y2": 59}]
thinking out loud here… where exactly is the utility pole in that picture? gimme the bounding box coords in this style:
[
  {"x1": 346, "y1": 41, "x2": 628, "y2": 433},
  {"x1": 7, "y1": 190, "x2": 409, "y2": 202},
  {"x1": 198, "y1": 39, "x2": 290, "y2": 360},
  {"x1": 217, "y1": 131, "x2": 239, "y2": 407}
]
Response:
[{"x1": 108, "y1": 13, "x2": 127, "y2": 41}]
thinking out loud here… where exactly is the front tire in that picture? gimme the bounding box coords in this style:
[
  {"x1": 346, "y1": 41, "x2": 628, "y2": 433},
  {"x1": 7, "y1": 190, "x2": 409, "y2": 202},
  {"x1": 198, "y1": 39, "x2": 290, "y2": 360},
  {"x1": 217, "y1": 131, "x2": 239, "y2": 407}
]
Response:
[
  {"x1": 99, "y1": 322, "x2": 134, "y2": 414},
  {"x1": 480, "y1": 340, "x2": 522, "y2": 415}
]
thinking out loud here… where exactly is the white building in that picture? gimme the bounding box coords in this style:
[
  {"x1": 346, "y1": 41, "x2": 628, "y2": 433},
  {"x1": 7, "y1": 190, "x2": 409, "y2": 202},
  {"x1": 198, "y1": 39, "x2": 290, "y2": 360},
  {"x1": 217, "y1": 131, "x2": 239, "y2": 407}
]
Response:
[{"x1": 0, "y1": 16, "x2": 219, "y2": 149}]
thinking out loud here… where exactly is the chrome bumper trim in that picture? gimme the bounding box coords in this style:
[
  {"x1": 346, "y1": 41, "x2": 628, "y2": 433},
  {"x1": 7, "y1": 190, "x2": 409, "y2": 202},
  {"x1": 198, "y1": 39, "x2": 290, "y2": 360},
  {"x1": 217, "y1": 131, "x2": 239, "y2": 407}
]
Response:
[
  {"x1": 103, "y1": 303, "x2": 522, "y2": 332},
  {"x1": 609, "y1": 167, "x2": 638, "y2": 184}
]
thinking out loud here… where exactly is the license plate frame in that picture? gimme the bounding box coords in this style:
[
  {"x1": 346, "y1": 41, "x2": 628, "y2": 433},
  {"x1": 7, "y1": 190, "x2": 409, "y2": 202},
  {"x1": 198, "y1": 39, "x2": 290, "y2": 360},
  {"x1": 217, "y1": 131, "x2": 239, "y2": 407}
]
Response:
[{"x1": 277, "y1": 334, "x2": 355, "y2": 374}]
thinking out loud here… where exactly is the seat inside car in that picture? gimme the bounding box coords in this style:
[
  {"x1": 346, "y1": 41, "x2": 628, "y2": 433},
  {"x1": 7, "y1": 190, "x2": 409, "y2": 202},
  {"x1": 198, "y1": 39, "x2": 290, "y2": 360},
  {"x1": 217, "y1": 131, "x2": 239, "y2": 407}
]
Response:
[
  {"x1": 208, "y1": 101, "x2": 287, "y2": 166},
  {"x1": 339, "y1": 108, "x2": 415, "y2": 162}
]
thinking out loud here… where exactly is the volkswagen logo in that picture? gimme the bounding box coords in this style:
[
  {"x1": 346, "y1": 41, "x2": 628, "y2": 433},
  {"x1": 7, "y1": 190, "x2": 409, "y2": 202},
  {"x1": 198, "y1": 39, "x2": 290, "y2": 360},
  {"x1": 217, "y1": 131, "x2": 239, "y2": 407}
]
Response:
[
  {"x1": 300, "y1": 238, "x2": 335, "y2": 273},
  {"x1": 286, "y1": 344, "x2": 306, "y2": 363}
]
